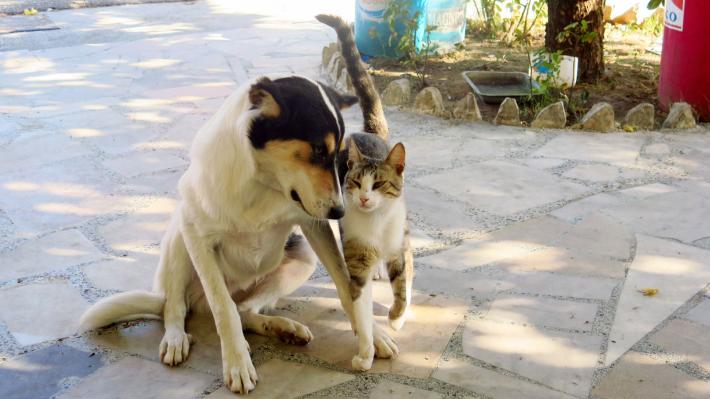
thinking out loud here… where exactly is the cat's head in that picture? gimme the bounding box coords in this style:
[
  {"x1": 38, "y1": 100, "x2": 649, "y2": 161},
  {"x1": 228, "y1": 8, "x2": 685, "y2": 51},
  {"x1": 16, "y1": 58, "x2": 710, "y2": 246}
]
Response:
[{"x1": 344, "y1": 141, "x2": 406, "y2": 213}]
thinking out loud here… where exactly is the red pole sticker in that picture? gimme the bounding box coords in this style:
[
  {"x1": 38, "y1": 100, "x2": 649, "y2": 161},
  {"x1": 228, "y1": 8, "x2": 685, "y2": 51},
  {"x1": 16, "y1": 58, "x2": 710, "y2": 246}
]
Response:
[{"x1": 665, "y1": 0, "x2": 685, "y2": 32}]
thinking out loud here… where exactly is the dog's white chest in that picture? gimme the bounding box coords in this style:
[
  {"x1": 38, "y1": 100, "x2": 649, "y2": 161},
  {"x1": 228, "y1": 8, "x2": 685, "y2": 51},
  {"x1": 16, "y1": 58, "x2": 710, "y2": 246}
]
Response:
[{"x1": 218, "y1": 223, "x2": 293, "y2": 276}]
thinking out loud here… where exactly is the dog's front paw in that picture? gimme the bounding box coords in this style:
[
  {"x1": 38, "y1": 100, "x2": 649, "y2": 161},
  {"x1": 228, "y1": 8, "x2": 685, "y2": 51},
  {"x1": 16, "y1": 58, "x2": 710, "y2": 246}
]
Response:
[
  {"x1": 222, "y1": 344, "x2": 258, "y2": 394},
  {"x1": 373, "y1": 324, "x2": 399, "y2": 359},
  {"x1": 159, "y1": 329, "x2": 192, "y2": 366},
  {"x1": 351, "y1": 353, "x2": 374, "y2": 371},
  {"x1": 270, "y1": 316, "x2": 313, "y2": 346}
]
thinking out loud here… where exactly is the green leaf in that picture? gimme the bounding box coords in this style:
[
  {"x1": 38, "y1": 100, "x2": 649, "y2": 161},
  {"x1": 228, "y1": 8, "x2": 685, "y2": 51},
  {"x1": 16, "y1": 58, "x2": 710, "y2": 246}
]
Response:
[{"x1": 647, "y1": 0, "x2": 664, "y2": 10}]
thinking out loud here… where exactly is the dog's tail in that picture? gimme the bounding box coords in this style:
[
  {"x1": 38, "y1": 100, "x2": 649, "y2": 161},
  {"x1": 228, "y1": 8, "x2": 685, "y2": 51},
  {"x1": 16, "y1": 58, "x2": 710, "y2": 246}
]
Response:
[
  {"x1": 79, "y1": 290, "x2": 165, "y2": 332},
  {"x1": 316, "y1": 14, "x2": 389, "y2": 140}
]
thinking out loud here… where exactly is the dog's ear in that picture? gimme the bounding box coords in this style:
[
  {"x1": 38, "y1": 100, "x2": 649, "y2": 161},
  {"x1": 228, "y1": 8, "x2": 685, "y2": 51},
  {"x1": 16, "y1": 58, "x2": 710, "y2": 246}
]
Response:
[
  {"x1": 347, "y1": 139, "x2": 363, "y2": 169},
  {"x1": 249, "y1": 78, "x2": 281, "y2": 118},
  {"x1": 321, "y1": 84, "x2": 358, "y2": 110},
  {"x1": 385, "y1": 142, "x2": 406, "y2": 175}
]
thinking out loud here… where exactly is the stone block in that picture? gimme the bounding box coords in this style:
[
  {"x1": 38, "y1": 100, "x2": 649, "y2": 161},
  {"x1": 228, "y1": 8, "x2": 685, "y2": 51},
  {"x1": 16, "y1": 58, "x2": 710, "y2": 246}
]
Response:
[
  {"x1": 494, "y1": 97, "x2": 520, "y2": 126},
  {"x1": 414, "y1": 87, "x2": 445, "y2": 116},
  {"x1": 531, "y1": 101, "x2": 566, "y2": 129},
  {"x1": 624, "y1": 102, "x2": 654, "y2": 130},
  {"x1": 382, "y1": 78, "x2": 412, "y2": 106},
  {"x1": 580, "y1": 102, "x2": 615, "y2": 132}
]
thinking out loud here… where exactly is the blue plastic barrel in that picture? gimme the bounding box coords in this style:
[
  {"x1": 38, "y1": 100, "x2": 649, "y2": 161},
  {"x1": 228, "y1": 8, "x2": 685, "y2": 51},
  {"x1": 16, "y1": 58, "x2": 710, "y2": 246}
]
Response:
[
  {"x1": 426, "y1": 0, "x2": 467, "y2": 53},
  {"x1": 354, "y1": 0, "x2": 466, "y2": 58},
  {"x1": 354, "y1": 0, "x2": 427, "y2": 57}
]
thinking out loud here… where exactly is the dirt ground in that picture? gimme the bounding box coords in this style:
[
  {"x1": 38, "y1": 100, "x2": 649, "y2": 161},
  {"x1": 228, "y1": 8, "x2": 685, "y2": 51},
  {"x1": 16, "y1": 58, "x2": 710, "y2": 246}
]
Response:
[{"x1": 369, "y1": 24, "x2": 662, "y2": 125}]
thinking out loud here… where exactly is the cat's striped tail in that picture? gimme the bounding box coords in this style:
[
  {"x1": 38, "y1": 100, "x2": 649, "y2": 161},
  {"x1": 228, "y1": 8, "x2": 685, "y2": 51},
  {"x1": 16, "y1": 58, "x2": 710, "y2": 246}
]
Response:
[{"x1": 316, "y1": 14, "x2": 389, "y2": 140}]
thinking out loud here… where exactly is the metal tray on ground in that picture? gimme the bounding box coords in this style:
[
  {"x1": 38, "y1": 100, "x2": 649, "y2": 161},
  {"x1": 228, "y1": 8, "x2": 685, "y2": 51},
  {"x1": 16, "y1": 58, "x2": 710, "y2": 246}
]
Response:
[{"x1": 462, "y1": 71, "x2": 540, "y2": 104}]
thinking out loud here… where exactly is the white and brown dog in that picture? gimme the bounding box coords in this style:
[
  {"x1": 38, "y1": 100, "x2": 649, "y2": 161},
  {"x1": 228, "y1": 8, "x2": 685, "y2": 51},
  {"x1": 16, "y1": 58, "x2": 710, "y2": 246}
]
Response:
[{"x1": 79, "y1": 76, "x2": 399, "y2": 394}]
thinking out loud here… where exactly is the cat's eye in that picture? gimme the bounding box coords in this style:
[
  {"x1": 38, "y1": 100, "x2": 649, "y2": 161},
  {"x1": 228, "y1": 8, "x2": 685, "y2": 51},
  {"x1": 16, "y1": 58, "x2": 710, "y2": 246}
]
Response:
[
  {"x1": 351, "y1": 180, "x2": 361, "y2": 188},
  {"x1": 372, "y1": 181, "x2": 385, "y2": 189}
]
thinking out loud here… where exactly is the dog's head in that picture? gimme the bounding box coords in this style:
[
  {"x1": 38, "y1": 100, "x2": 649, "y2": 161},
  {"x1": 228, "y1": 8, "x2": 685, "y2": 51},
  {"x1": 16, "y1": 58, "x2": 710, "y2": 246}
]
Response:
[{"x1": 248, "y1": 76, "x2": 357, "y2": 220}]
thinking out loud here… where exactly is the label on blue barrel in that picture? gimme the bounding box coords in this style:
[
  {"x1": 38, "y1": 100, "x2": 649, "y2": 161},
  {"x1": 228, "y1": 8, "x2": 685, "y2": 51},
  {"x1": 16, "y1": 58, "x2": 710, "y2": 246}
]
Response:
[
  {"x1": 665, "y1": 0, "x2": 684, "y2": 32},
  {"x1": 426, "y1": 0, "x2": 467, "y2": 53},
  {"x1": 357, "y1": 0, "x2": 388, "y2": 22}
]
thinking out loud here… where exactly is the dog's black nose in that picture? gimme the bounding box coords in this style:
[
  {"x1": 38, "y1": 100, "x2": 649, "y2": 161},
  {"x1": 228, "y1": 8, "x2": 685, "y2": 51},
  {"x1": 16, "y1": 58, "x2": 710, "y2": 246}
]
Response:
[{"x1": 327, "y1": 206, "x2": 345, "y2": 219}]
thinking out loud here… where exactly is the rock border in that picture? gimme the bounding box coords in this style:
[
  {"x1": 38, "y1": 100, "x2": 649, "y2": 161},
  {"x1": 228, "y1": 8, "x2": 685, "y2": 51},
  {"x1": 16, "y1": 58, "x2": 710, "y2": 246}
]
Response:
[{"x1": 320, "y1": 43, "x2": 703, "y2": 133}]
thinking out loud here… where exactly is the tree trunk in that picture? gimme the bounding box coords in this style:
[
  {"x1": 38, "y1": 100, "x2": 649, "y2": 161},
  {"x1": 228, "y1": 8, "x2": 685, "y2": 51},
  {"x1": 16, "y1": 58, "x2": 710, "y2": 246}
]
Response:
[{"x1": 545, "y1": 0, "x2": 605, "y2": 83}]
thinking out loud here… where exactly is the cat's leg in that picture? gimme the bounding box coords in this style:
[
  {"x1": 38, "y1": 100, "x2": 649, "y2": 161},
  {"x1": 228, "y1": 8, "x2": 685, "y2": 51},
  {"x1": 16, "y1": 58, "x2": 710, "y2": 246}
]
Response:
[
  {"x1": 386, "y1": 236, "x2": 413, "y2": 331},
  {"x1": 237, "y1": 234, "x2": 316, "y2": 345},
  {"x1": 372, "y1": 260, "x2": 388, "y2": 280},
  {"x1": 344, "y1": 239, "x2": 378, "y2": 371}
]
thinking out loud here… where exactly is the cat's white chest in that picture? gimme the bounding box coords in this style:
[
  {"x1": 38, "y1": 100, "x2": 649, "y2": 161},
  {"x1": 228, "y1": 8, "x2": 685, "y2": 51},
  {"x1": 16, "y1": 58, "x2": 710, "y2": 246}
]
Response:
[{"x1": 342, "y1": 200, "x2": 406, "y2": 258}]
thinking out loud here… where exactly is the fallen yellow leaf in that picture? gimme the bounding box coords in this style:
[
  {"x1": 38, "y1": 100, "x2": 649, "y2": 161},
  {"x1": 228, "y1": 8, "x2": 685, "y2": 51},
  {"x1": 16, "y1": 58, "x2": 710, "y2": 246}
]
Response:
[
  {"x1": 622, "y1": 124, "x2": 636, "y2": 133},
  {"x1": 638, "y1": 288, "x2": 659, "y2": 296},
  {"x1": 23, "y1": 8, "x2": 38, "y2": 15}
]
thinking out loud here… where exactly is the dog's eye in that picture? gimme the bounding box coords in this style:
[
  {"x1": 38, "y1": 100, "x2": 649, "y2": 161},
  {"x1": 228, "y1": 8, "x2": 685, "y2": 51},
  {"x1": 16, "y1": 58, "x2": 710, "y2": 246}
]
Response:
[
  {"x1": 312, "y1": 145, "x2": 326, "y2": 159},
  {"x1": 372, "y1": 181, "x2": 385, "y2": 189}
]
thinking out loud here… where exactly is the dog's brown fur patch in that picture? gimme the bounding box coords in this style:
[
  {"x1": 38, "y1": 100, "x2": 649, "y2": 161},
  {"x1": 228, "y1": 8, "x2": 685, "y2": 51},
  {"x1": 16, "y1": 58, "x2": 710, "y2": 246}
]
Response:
[
  {"x1": 262, "y1": 139, "x2": 336, "y2": 193},
  {"x1": 249, "y1": 87, "x2": 281, "y2": 118}
]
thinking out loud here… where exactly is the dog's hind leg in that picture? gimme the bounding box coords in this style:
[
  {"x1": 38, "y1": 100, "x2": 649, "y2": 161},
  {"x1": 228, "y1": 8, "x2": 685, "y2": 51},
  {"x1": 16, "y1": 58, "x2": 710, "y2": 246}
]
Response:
[
  {"x1": 238, "y1": 234, "x2": 316, "y2": 345},
  {"x1": 156, "y1": 228, "x2": 194, "y2": 366}
]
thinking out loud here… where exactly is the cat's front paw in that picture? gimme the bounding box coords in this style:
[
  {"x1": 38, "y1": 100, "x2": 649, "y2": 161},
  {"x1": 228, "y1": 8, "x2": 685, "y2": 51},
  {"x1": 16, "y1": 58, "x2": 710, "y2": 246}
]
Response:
[
  {"x1": 351, "y1": 354, "x2": 374, "y2": 371},
  {"x1": 373, "y1": 324, "x2": 399, "y2": 359}
]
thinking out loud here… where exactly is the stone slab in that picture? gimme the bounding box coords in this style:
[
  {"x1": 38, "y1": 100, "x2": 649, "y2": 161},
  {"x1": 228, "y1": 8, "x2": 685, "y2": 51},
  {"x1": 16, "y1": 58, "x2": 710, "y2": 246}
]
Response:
[
  {"x1": 463, "y1": 318, "x2": 603, "y2": 397},
  {"x1": 684, "y1": 299, "x2": 710, "y2": 327},
  {"x1": 417, "y1": 216, "x2": 568, "y2": 271},
  {"x1": 520, "y1": 157, "x2": 568, "y2": 170},
  {"x1": 601, "y1": 191, "x2": 710, "y2": 243},
  {"x1": 562, "y1": 164, "x2": 625, "y2": 182},
  {"x1": 484, "y1": 295, "x2": 598, "y2": 331},
  {"x1": 533, "y1": 134, "x2": 645, "y2": 168},
  {"x1": 648, "y1": 318, "x2": 710, "y2": 370},
  {"x1": 606, "y1": 235, "x2": 710, "y2": 365},
  {"x1": 206, "y1": 359, "x2": 353, "y2": 399},
  {"x1": 0, "y1": 229, "x2": 104, "y2": 282},
  {"x1": 0, "y1": 281, "x2": 88, "y2": 346},
  {"x1": 0, "y1": 132, "x2": 91, "y2": 175},
  {"x1": 615, "y1": 183, "x2": 677, "y2": 201},
  {"x1": 433, "y1": 357, "x2": 576, "y2": 399},
  {"x1": 551, "y1": 193, "x2": 620, "y2": 223},
  {"x1": 369, "y1": 380, "x2": 442, "y2": 399},
  {"x1": 412, "y1": 266, "x2": 514, "y2": 301},
  {"x1": 495, "y1": 247, "x2": 625, "y2": 279},
  {"x1": 83, "y1": 254, "x2": 157, "y2": 292},
  {"x1": 269, "y1": 279, "x2": 466, "y2": 379},
  {"x1": 593, "y1": 351, "x2": 710, "y2": 399},
  {"x1": 474, "y1": 268, "x2": 618, "y2": 301},
  {"x1": 573, "y1": 164, "x2": 646, "y2": 182},
  {"x1": 98, "y1": 197, "x2": 176, "y2": 255},
  {"x1": 91, "y1": 314, "x2": 267, "y2": 376},
  {"x1": 414, "y1": 161, "x2": 589, "y2": 216},
  {"x1": 0, "y1": 344, "x2": 103, "y2": 399},
  {"x1": 102, "y1": 151, "x2": 187, "y2": 178},
  {"x1": 0, "y1": 159, "x2": 135, "y2": 236},
  {"x1": 405, "y1": 186, "x2": 479, "y2": 236},
  {"x1": 57, "y1": 356, "x2": 214, "y2": 399}
]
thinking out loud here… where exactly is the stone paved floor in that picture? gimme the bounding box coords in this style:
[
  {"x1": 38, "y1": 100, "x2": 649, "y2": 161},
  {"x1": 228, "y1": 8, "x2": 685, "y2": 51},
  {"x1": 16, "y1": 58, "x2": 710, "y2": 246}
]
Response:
[{"x1": 1, "y1": 1, "x2": 710, "y2": 398}]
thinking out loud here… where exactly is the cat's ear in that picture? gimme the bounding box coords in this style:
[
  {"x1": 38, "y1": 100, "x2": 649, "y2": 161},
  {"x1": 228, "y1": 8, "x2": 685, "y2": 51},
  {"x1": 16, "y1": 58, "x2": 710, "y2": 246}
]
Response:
[
  {"x1": 347, "y1": 140, "x2": 363, "y2": 169},
  {"x1": 386, "y1": 142, "x2": 406, "y2": 175}
]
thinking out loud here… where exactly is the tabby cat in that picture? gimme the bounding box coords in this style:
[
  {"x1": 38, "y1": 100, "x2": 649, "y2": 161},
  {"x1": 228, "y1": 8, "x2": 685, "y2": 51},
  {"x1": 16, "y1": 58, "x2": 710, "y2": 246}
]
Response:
[{"x1": 316, "y1": 14, "x2": 414, "y2": 371}]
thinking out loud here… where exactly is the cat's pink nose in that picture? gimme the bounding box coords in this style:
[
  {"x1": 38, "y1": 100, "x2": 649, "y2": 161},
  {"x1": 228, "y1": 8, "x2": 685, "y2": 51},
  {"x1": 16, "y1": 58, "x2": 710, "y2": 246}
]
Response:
[{"x1": 359, "y1": 196, "x2": 369, "y2": 205}]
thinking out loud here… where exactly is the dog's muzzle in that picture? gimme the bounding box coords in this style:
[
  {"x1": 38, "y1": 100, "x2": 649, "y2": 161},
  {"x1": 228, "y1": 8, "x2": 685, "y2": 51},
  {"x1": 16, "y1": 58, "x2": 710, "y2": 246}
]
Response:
[{"x1": 327, "y1": 205, "x2": 345, "y2": 220}]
